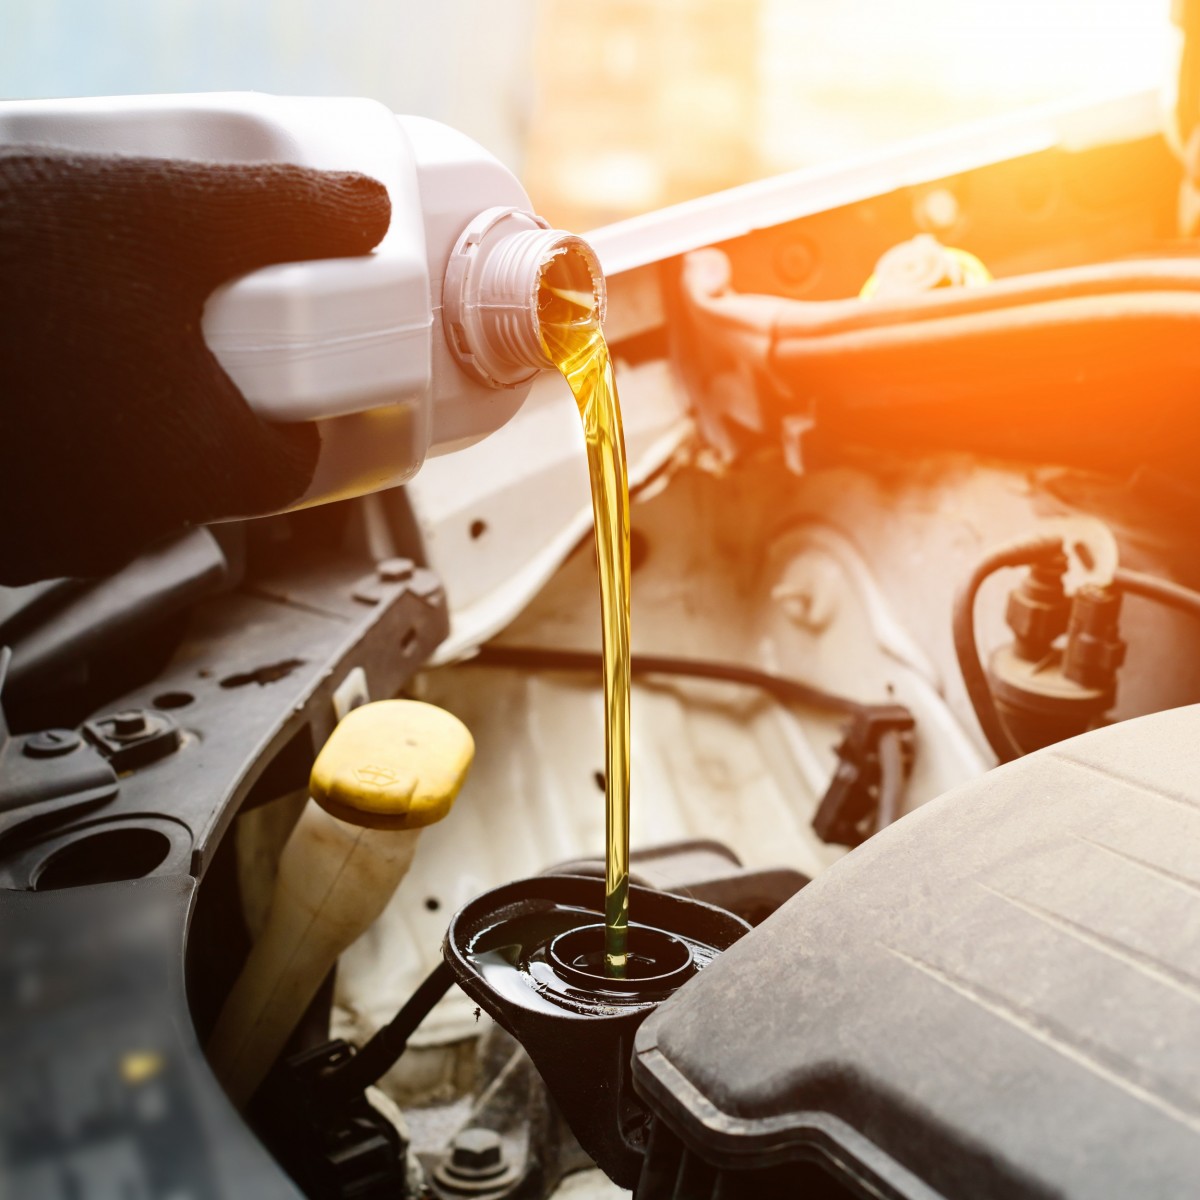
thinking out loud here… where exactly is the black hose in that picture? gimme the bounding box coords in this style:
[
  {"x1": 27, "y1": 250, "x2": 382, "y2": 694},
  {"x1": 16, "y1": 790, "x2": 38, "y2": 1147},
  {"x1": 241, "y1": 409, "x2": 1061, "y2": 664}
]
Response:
[
  {"x1": 951, "y1": 534, "x2": 1064, "y2": 764},
  {"x1": 1114, "y1": 567, "x2": 1200, "y2": 622},
  {"x1": 873, "y1": 729, "x2": 907, "y2": 833},
  {"x1": 470, "y1": 644, "x2": 870, "y2": 718},
  {"x1": 320, "y1": 959, "x2": 455, "y2": 1107}
]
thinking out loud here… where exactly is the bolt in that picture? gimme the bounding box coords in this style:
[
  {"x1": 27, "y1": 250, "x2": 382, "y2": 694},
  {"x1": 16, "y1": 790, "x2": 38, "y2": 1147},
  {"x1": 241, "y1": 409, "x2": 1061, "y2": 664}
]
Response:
[
  {"x1": 448, "y1": 1128, "x2": 505, "y2": 1177},
  {"x1": 23, "y1": 729, "x2": 81, "y2": 758},
  {"x1": 376, "y1": 557, "x2": 414, "y2": 583},
  {"x1": 109, "y1": 710, "x2": 149, "y2": 738}
]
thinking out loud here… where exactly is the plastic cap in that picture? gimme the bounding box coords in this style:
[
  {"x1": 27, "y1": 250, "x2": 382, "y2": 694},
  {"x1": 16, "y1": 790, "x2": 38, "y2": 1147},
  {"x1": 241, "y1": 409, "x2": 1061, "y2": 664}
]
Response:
[
  {"x1": 443, "y1": 206, "x2": 607, "y2": 388},
  {"x1": 309, "y1": 699, "x2": 474, "y2": 830},
  {"x1": 860, "y1": 234, "x2": 991, "y2": 299}
]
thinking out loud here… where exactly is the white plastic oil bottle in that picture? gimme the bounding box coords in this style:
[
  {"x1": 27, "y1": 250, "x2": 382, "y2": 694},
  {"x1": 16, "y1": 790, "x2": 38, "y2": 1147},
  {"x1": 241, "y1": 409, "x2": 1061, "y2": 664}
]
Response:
[{"x1": 0, "y1": 92, "x2": 606, "y2": 507}]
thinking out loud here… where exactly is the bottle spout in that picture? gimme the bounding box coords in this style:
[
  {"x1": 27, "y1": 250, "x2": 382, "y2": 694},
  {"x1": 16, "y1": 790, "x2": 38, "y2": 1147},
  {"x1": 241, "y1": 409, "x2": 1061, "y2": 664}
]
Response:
[{"x1": 443, "y1": 206, "x2": 607, "y2": 388}]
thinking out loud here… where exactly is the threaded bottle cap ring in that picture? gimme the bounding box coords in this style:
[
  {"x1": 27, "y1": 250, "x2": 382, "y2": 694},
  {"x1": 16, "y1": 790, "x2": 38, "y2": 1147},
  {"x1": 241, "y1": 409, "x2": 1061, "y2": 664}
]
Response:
[{"x1": 443, "y1": 206, "x2": 607, "y2": 389}]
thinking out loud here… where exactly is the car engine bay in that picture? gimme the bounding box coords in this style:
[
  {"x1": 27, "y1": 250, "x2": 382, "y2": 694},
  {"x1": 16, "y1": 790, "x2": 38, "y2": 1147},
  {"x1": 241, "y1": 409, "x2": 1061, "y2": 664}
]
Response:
[{"x1": 5, "y1": 90, "x2": 1200, "y2": 1199}]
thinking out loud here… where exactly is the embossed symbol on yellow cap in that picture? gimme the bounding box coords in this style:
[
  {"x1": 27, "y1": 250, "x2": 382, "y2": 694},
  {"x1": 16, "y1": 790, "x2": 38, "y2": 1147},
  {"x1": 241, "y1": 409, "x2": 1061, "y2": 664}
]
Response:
[{"x1": 354, "y1": 764, "x2": 399, "y2": 788}]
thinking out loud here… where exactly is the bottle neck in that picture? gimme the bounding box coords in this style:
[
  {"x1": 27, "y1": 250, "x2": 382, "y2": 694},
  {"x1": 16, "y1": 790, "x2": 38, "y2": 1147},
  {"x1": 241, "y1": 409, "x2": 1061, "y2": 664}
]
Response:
[{"x1": 443, "y1": 206, "x2": 606, "y2": 389}]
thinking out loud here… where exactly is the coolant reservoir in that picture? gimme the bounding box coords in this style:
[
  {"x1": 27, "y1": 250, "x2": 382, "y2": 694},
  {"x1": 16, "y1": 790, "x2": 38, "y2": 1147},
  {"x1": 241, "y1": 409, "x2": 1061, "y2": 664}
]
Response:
[{"x1": 0, "y1": 92, "x2": 605, "y2": 507}]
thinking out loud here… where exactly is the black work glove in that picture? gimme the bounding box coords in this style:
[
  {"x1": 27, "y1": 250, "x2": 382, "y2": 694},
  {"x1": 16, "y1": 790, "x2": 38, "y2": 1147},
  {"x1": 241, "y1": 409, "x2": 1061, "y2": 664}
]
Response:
[{"x1": 0, "y1": 149, "x2": 392, "y2": 585}]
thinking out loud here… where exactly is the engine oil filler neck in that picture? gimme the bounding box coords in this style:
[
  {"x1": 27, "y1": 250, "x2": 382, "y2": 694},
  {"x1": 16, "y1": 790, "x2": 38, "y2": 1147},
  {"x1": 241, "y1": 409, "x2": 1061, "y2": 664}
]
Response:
[
  {"x1": 548, "y1": 923, "x2": 694, "y2": 996},
  {"x1": 443, "y1": 874, "x2": 748, "y2": 1190}
]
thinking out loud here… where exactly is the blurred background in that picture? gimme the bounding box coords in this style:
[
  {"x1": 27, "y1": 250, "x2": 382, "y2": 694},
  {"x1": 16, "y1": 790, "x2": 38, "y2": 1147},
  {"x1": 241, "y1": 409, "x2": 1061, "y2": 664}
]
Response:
[{"x1": 1, "y1": 0, "x2": 1173, "y2": 232}]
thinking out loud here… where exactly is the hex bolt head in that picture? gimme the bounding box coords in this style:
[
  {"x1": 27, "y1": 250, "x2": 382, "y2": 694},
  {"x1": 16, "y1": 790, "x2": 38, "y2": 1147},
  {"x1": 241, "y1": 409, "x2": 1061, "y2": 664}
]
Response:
[
  {"x1": 110, "y1": 710, "x2": 149, "y2": 738},
  {"x1": 376, "y1": 557, "x2": 414, "y2": 583},
  {"x1": 23, "y1": 728, "x2": 82, "y2": 758},
  {"x1": 450, "y1": 1128, "x2": 503, "y2": 1173}
]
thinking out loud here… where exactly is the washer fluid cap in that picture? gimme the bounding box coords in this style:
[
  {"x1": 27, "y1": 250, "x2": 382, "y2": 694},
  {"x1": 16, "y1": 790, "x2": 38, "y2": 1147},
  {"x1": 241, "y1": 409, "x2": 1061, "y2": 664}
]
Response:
[
  {"x1": 309, "y1": 699, "x2": 474, "y2": 830},
  {"x1": 444, "y1": 206, "x2": 607, "y2": 389}
]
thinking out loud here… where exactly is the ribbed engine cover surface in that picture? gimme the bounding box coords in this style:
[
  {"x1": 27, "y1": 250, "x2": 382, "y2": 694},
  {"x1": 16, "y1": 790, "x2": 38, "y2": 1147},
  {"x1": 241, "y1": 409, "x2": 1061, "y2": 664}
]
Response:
[{"x1": 633, "y1": 706, "x2": 1200, "y2": 1199}]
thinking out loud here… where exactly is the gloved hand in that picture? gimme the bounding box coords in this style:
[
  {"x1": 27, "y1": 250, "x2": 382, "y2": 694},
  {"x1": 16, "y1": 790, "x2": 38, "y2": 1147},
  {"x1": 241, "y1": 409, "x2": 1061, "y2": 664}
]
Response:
[{"x1": 0, "y1": 149, "x2": 391, "y2": 585}]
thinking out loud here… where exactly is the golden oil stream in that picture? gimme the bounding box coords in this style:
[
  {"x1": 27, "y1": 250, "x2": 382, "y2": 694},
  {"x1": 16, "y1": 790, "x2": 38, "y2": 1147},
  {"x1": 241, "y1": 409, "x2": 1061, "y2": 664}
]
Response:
[{"x1": 537, "y1": 249, "x2": 631, "y2": 976}]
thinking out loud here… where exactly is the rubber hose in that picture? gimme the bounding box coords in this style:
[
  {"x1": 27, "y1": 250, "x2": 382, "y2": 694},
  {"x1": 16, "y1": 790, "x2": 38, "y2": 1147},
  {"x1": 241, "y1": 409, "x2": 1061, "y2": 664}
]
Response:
[
  {"x1": 471, "y1": 644, "x2": 870, "y2": 718},
  {"x1": 320, "y1": 959, "x2": 455, "y2": 1107},
  {"x1": 1113, "y1": 567, "x2": 1200, "y2": 622}
]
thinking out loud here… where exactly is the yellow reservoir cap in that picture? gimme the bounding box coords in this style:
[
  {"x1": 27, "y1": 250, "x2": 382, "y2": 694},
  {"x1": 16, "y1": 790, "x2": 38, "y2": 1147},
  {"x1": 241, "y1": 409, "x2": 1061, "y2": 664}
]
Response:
[
  {"x1": 860, "y1": 236, "x2": 991, "y2": 299},
  {"x1": 309, "y1": 699, "x2": 474, "y2": 831}
]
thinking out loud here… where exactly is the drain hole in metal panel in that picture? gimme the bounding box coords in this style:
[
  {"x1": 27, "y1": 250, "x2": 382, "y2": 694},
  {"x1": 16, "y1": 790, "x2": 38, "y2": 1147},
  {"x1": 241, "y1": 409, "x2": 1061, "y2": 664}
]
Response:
[{"x1": 36, "y1": 828, "x2": 172, "y2": 891}]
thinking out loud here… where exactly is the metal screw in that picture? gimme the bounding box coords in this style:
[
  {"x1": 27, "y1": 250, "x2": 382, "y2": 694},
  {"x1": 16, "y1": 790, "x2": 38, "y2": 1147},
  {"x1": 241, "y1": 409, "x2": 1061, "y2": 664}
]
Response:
[
  {"x1": 23, "y1": 729, "x2": 81, "y2": 758},
  {"x1": 376, "y1": 557, "x2": 414, "y2": 583}
]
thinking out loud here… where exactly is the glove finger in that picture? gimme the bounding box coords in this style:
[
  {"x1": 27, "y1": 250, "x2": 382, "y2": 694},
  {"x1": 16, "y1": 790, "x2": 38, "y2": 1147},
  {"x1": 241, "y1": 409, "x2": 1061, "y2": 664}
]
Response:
[
  {"x1": 162, "y1": 160, "x2": 393, "y2": 289},
  {"x1": 0, "y1": 152, "x2": 392, "y2": 290}
]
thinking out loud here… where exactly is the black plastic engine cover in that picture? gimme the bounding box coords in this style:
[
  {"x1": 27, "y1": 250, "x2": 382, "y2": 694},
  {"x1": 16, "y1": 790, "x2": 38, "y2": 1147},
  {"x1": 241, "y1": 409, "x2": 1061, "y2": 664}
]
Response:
[{"x1": 632, "y1": 705, "x2": 1200, "y2": 1198}]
